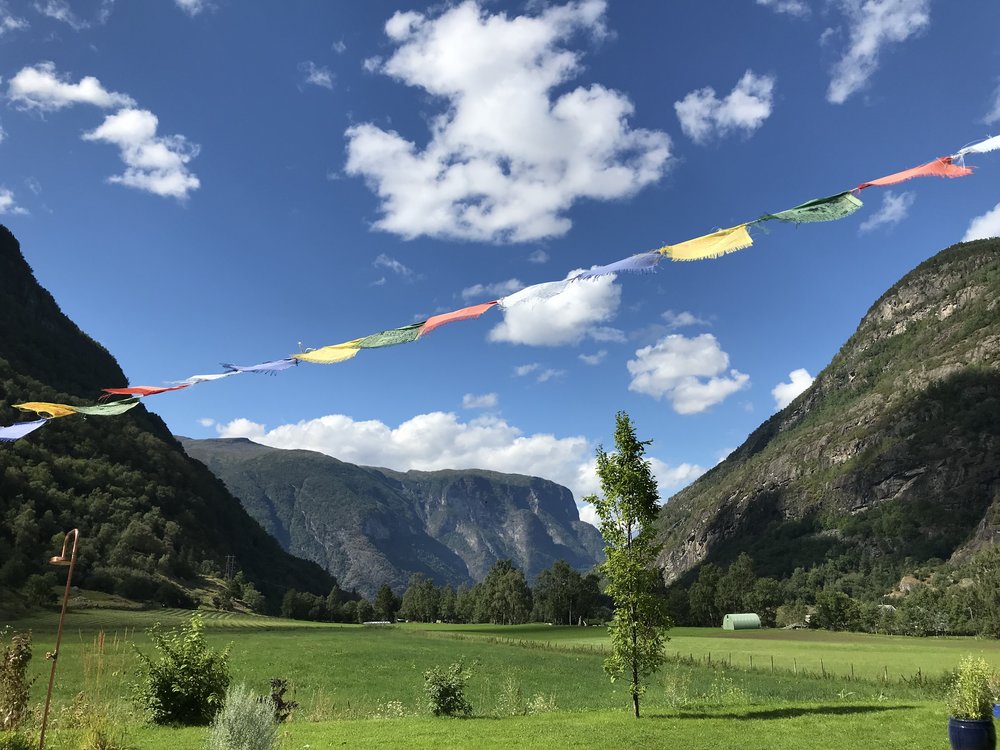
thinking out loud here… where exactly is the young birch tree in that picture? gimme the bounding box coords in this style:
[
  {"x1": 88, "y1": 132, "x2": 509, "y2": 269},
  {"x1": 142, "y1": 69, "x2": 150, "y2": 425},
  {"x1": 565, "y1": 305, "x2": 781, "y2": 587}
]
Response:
[{"x1": 586, "y1": 411, "x2": 669, "y2": 718}]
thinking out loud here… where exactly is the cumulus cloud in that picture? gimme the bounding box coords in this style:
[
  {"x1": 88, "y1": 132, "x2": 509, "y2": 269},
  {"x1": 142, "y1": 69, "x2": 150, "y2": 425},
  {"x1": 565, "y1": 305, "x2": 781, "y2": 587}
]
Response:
[
  {"x1": 299, "y1": 61, "x2": 334, "y2": 90},
  {"x1": 0, "y1": 188, "x2": 28, "y2": 215},
  {"x1": 674, "y1": 70, "x2": 775, "y2": 144},
  {"x1": 859, "y1": 190, "x2": 914, "y2": 232},
  {"x1": 462, "y1": 392, "x2": 498, "y2": 409},
  {"x1": 345, "y1": 0, "x2": 671, "y2": 242},
  {"x1": 963, "y1": 203, "x2": 1000, "y2": 242},
  {"x1": 514, "y1": 363, "x2": 540, "y2": 377},
  {"x1": 373, "y1": 253, "x2": 414, "y2": 278},
  {"x1": 82, "y1": 108, "x2": 200, "y2": 199},
  {"x1": 827, "y1": 0, "x2": 930, "y2": 105},
  {"x1": 198, "y1": 417, "x2": 216, "y2": 428},
  {"x1": 627, "y1": 333, "x2": 749, "y2": 414},
  {"x1": 578, "y1": 349, "x2": 607, "y2": 365},
  {"x1": 756, "y1": 0, "x2": 809, "y2": 15},
  {"x1": 7, "y1": 61, "x2": 135, "y2": 111},
  {"x1": 461, "y1": 278, "x2": 523, "y2": 301},
  {"x1": 332, "y1": 39, "x2": 347, "y2": 54},
  {"x1": 528, "y1": 249, "x2": 550, "y2": 264},
  {"x1": 662, "y1": 310, "x2": 709, "y2": 329},
  {"x1": 175, "y1": 0, "x2": 209, "y2": 16},
  {"x1": 985, "y1": 84, "x2": 1000, "y2": 125},
  {"x1": 489, "y1": 272, "x2": 621, "y2": 346},
  {"x1": 33, "y1": 0, "x2": 112, "y2": 30},
  {"x1": 772, "y1": 368, "x2": 814, "y2": 410},
  {"x1": 0, "y1": 5, "x2": 28, "y2": 34}
]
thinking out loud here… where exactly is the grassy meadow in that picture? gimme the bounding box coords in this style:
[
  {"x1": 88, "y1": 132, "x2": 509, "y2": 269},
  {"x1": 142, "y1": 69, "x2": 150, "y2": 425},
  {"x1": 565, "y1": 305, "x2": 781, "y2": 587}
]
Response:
[{"x1": 5, "y1": 608, "x2": 998, "y2": 749}]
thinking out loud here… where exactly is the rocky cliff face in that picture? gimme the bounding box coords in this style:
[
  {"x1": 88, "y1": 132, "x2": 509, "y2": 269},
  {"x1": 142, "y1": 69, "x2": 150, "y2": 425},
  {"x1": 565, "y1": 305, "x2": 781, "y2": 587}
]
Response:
[
  {"x1": 180, "y1": 437, "x2": 605, "y2": 596},
  {"x1": 655, "y1": 238, "x2": 1000, "y2": 587}
]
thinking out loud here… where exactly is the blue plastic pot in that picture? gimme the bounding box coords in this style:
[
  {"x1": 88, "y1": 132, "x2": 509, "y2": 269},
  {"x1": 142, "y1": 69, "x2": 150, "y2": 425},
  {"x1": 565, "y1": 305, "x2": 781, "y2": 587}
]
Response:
[{"x1": 948, "y1": 717, "x2": 996, "y2": 750}]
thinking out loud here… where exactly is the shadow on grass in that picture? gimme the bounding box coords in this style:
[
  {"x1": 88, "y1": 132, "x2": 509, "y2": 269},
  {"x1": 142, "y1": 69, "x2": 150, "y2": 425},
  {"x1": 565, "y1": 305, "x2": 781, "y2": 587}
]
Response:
[{"x1": 652, "y1": 704, "x2": 915, "y2": 721}]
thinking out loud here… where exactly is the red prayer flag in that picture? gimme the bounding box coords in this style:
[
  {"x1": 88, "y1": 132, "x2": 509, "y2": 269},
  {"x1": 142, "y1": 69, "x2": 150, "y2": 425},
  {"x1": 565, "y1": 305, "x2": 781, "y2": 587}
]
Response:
[
  {"x1": 102, "y1": 384, "x2": 190, "y2": 397},
  {"x1": 855, "y1": 156, "x2": 972, "y2": 191},
  {"x1": 420, "y1": 301, "x2": 498, "y2": 336}
]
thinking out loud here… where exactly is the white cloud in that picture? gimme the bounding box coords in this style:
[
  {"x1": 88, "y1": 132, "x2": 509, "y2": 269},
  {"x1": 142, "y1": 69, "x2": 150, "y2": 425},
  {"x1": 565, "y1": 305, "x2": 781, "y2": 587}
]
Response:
[
  {"x1": 578, "y1": 349, "x2": 607, "y2": 365},
  {"x1": 461, "y1": 278, "x2": 523, "y2": 301},
  {"x1": 489, "y1": 271, "x2": 621, "y2": 346},
  {"x1": 514, "y1": 363, "x2": 540, "y2": 377},
  {"x1": 674, "y1": 70, "x2": 775, "y2": 144},
  {"x1": 332, "y1": 39, "x2": 347, "y2": 54},
  {"x1": 82, "y1": 108, "x2": 200, "y2": 199},
  {"x1": 771, "y1": 368, "x2": 814, "y2": 410},
  {"x1": 827, "y1": 0, "x2": 930, "y2": 105},
  {"x1": 0, "y1": 5, "x2": 28, "y2": 34},
  {"x1": 300, "y1": 61, "x2": 334, "y2": 90},
  {"x1": 0, "y1": 123, "x2": 5, "y2": 144},
  {"x1": 536, "y1": 368, "x2": 565, "y2": 383},
  {"x1": 859, "y1": 190, "x2": 914, "y2": 232},
  {"x1": 217, "y1": 410, "x2": 698, "y2": 516},
  {"x1": 756, "y1": 0, "x2": 808, "y2": 15},
  {"x1": 0, "y1": 188, "x2": 28, "y2": 215},
  {"x1": 24, "y1": 177, "x2": 42, "y2": 194},
  {"x1": 462, "y1": 392, "x2": 498, "y2": 409},
  {"x1": 373, "y1": 253, "x2": 414, "y2": 278},
  {"x1": 7, "y1": 62, "x2": 135, "y2": 111},
  {"x1": 175, "y1": 0, "x2": 209, "y2": 16},
  {"x1": 345, "y1": 0, "x2": 671, "y2": 242},
  {"x1": 662, "y1": 310, "x2": 709, "y2": 329},
  {"x1": 627, "y1": 333, "x2": 750, "y2": 414},
  {"x1": 32, "y1": 0, "x2": 111, "y2": 30},
  {"x1": 985, "y1": 83, "x2": 1000, "y2": 125},
  {"x1": 528, "y1": 249, "x2": 550, "y2": 264},
  {"x1": 198, "y1": 417, "x2": 216, "y2": 428},
  {"x1": 575, "y1": 455, "x2": 706, "y2": 525},
  {"x1": 963, "y1": 203, "x2": 1000, "y2": 242}
]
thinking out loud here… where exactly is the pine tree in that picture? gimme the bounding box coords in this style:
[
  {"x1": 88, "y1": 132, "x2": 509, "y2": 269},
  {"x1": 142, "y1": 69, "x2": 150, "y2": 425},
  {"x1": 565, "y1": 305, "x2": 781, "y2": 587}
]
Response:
[{"x1": 586, "y1": 411, "x2": 669, "y2": 718}]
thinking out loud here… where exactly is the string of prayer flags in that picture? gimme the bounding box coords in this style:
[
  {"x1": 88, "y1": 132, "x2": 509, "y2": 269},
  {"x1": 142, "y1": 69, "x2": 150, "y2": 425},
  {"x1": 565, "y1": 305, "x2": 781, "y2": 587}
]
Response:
[
  {"x1": 171, "y1": 371, "x2": 240, "y2": 386},
  {"x1": 14, "y1": 402, "x2": 78, "y2": 419},
  {"x1": 72, "y1": 397, "x2": 142, "y2": 416},
  {"x1": 499, "y1": 281, "x2": 570, "y2": 309},
  {"x1": 954, "y1": 135, "x2": 1000, "y2": 160},
  {"x1": 572, "y1": 250, "x2": 663, "y2": 280},
  {"x1": 359, "y1": 322, "x2": 426, "y2": 349},
  {"x1": 757, "y1": 192, "x2": 863, "y2": 224},
  {"x1": 221, "y1": 358, "x2": 298, "y2": 375},
  {"x1": 293, "y1": 339, "x2": 363, "y2": 364},
  {"x1": 660, "y1": 224, "x2": 754, "y2": 262},
  {"x1": 0, "y1": 419, "x2": 47, "y2": 442},
  {"x1": 421, "y1": 301, "x2": 498, "y2": 335},
  {"x1": 103, "y1": 384, "x2": 190, "y2": 397},
  {"x1": 855, "y1": 156, "x2": 972, "y2": 191}
]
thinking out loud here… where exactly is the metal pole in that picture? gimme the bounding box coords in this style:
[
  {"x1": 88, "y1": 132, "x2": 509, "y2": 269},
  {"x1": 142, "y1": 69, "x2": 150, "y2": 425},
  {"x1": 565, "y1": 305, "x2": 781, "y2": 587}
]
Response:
[{"x1": 38, "y1": 528, "x2": 78, "y2": 750}]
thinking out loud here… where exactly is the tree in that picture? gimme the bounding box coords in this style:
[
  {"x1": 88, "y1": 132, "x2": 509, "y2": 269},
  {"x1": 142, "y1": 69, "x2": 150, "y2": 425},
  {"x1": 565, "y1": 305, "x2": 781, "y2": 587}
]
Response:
[
  {"x1": 585, "y1": 411, "x2": 668, "y2": 718},
  {"x1": 474, "y1": 560, "x2": 531, "y2": 625},
  {"x1": 374, "y1": 584, "x2": 400, "y2": 622},
  {"x1": 716, "y1": 553, "x2": 755, "y2": 615},
  {"x1": 688, "y1": 564, "x2": 722, "y2": 626}
]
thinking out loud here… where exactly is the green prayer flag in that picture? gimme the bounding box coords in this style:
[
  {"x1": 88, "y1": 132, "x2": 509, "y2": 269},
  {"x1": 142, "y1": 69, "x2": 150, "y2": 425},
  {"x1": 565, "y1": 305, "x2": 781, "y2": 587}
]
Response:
[
  {"x1": 757, "y1": 192, "x2": 863, "y2": 224},
  {"x1": 358, "y1": 322, "x2": 425, "y2": 349},
  {"x1": 73, "y1": 397, "x2": 142, "y2": 416}
]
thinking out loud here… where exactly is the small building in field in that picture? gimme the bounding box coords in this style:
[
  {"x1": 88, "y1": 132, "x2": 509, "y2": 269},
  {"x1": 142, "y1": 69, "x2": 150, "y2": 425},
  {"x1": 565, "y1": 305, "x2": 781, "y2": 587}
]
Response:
[{"x1": 722, "y1": 613, "x2": 761, "y2": 630}]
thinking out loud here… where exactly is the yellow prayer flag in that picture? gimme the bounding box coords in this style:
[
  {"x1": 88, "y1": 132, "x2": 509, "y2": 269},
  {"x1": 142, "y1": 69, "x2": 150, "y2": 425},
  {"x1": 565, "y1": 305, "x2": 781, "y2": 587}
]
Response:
[
  {"x1": 292, "y1": 339, "x2": 363, "y2": 364},
  {"x1": 14, "y1": 402, "x2": 77, "y2": 419},
  {"x1": 659, "y1": 224, "x2": 753, "y2": 262}
]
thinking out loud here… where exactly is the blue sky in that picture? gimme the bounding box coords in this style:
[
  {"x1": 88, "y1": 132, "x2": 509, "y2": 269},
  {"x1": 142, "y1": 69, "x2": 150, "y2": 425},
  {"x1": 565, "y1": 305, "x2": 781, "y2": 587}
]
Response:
[{"x1": 2, "y1": 0, "x2": 999, "y2": 524}]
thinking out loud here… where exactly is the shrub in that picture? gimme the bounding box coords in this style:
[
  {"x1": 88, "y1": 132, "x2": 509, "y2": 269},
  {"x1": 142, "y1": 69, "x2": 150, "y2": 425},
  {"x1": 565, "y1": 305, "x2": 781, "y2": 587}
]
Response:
[
  {"x1": 0, "y1": 732, "x2": 35, "y2": 750},
  {"x1": 206, "y1": 684, "x2": 277, "y2": 750},
  {"x1": 948, "y1": 655, "x2": 995, "y2": 720},
  {"x1": 78, "y1": 712, "x2": 130, "y2": 750},
  {"x1": 423, "y1": 662, "x2": 472, "y2": 717},
  {"x1": 134, "y1": 614, "x2": 231, "y2": 725},
  {"x1": 267, "y1": 678, "x2": 297, "y2": 724},
  {"x1": 0, "y1": 628, "x2": 34, "y2": 731}
]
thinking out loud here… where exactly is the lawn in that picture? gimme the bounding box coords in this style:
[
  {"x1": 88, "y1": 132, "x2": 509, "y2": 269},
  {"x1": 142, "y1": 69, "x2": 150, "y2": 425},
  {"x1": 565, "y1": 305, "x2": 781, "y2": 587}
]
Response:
[{"x1": 1, "y1": 608, "x2": 982, "y2": 748}]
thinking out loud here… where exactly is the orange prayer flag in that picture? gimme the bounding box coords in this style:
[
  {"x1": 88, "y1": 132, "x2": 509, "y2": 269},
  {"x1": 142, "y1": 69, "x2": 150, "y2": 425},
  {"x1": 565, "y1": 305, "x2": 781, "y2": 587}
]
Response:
[
  {"x1": 856, "y1": 157, "x2": 972, "y2": 191},
  {"x1": 420, "y1": 301, "x2": 498, "y2": 336}
]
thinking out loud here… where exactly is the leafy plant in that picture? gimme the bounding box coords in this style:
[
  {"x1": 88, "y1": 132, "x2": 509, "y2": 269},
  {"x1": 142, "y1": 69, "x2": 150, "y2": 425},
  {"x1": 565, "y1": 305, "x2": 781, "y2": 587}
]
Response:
[
  {"x1": 0, "y1": 628, "x2": 34, "y2": 731},
  {"x1": 134, "y1": 614, "x2": 231, "y2": 725},
  {"x1": 0, "y1": 732, "x2": 35, "y2": 750},
  {"x1": 267, "y1": 678, "x2": 297, "y2": 723},
  {"x1": 423, "y1": 662, "x2": 472, "y2": 717},
  {"x1": 947, "y1": 655, "x2": 995, "y2": 720},
  {"x1": 205, "y1": 684, "x2": 277, "y2": 750}
]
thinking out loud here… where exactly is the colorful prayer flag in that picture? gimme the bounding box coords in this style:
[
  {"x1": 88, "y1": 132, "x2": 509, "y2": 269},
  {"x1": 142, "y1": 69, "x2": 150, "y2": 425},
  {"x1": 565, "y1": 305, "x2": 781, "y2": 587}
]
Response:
[
  {"x1": 172, "y1": 372, "x2": 239, "y2": 386},
  {"x1": 293, "y1": 339, "x2": 363, "y2": 364},
  {"x1": 102, "y1": 385, "x2": 190, "y2": 397},
  {"x1": 757, "y1": 192, "x2": 863, "y2": 224},
  {"x1": 0, "y1": 419, "x2": 47, "y2": 442},
  {"x1": 221, "y1": 358, "x2": 298, "y2": 375},
  {"x1": 855, "y1": 157, "x2": 972, "y2": 191},
  {"x1": 573, "y1": 250, "x2": 662, "y2": 280},
  {"x1": 73, "y1": 397, "x2": 142, "y2": 416},
  {"x1": 660, "y1": 224, "x2": 753, "y2": 261},
  {"x1": 955, "y1": 135, "x2": 1000, "y2": 159},
  {"x1": 359, "y1": 323, "x2": 425, "y2": 349},
  {"x1": 13, "y1": 402, "x2": 77, "y2": 419},
  {"x1": 421, "y1": 301, "x2": 498, "y2": 335}
]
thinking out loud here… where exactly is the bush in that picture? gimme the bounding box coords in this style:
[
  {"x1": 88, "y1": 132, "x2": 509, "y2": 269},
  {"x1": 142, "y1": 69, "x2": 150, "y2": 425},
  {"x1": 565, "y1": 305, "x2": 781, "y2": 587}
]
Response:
[
  {"x1": 267, "y1": 678, "x2": 297, "y2": 724},
  {"x1": 423, "y1": 662, "x2": 472, "y2": 717},
  {"x1": 0, "y1": 628, "x2": 34, "y2": 731},
  {"x1": 134, "y1": 614, "x2": 231, "y2": 725},
  {"x1": 205, "y1": 684, "x2": 277, "y2": 750},
  {"x1": 0, "y1": 732, "x2": 35, "y2": 750},
  {"x1": 948, "y1": 655, "x2": 996, "y2": 720}
]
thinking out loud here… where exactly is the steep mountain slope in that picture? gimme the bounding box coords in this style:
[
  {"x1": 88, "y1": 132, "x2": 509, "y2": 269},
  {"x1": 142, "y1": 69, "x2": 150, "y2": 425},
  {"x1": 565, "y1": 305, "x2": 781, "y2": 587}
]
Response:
[
  {"x1": 655, "y1": 237, "x2": 1000, "y2": 593},
  {"x1": 0, "y1": 225, "x2": 332, "y2": 607},
  {"x1": 179, "y1": 437, "x2": 604, "y2": 596}
]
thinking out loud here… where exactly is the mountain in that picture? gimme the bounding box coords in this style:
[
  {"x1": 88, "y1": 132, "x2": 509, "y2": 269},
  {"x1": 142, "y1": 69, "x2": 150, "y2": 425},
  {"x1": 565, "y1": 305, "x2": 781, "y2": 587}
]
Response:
[
  {"x1": 178, "y1": 437, "x2": 605, "y2": 597},
  {"x1": 655, "y1": 237, "x2": 1000, "y2": 596},
  {"x1": 0, "y1": 225, "x2": 333, "y2": 608}
]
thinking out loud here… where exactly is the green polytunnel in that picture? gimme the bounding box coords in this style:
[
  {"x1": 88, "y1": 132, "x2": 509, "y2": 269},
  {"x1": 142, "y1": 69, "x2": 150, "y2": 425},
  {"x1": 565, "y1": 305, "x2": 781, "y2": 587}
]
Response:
[{"x1": 722, "y1": 613, "x2": 761, "y2": 630}]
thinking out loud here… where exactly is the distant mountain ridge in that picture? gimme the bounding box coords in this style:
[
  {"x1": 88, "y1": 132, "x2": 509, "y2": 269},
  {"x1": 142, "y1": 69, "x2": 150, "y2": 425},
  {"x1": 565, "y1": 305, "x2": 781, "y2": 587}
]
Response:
[
  {"x1": 179, "y1": 437, "x2": 605, "y2": 597},
  {"x1": 0, "y1": 224, "x2": 332, "y2": 608},
  {"x1": 654, "y1": 237, "x2": 1000, "y2": 595}
]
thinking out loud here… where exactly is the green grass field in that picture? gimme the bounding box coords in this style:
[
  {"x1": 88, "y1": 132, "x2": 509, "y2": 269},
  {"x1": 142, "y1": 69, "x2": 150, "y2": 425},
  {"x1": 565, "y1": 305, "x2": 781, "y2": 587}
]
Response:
[{"x1": 2, "y1": 608, "x2": 992, "y2": 749}]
